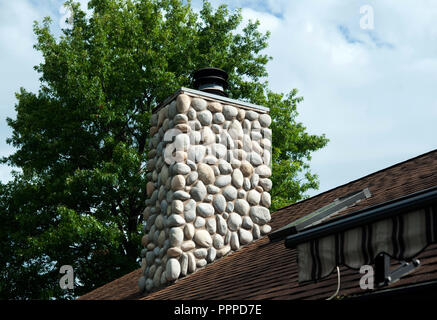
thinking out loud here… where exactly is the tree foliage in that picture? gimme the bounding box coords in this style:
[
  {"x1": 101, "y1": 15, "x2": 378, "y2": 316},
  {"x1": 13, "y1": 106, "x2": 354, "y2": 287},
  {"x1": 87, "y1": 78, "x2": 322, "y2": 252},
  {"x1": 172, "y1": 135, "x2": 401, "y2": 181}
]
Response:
[{"x1": 0, "y1": 0, "x2": 328, "y2": 299}]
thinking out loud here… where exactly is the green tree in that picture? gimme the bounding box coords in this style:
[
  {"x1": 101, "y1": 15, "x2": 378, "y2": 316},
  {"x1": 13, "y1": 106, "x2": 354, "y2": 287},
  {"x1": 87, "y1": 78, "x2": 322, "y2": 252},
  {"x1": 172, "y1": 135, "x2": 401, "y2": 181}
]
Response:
[{"x1": 0, "y1": 0, "x2": 328, "y2": 299}]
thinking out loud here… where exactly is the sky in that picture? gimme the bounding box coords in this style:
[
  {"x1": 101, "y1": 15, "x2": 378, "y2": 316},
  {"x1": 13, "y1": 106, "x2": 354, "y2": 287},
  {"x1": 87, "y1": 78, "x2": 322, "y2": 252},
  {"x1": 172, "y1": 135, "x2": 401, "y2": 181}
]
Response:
[{"x1": 1, "y1": 0, "x2": 436, "y2": 197}]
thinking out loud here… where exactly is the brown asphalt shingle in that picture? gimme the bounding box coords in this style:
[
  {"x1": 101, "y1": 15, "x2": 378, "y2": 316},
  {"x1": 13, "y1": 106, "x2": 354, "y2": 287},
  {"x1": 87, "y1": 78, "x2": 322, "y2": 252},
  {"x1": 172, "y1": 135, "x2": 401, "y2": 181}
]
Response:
[{"x1": 79, "y1": 149, "x2": 437, "y2": 300}]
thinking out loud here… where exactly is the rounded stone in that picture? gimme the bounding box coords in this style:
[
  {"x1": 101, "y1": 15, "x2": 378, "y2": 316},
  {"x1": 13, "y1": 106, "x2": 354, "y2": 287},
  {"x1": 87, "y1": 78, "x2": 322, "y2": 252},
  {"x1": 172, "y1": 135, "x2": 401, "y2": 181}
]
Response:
[
  {"x1": 191, "y1": 98, "x2": 207, "y2": 111},
  {"x1": 261, "y1": 192, "x2": 271, "y2": 208},
  {"x1": 174, "y1": 114, "x2": 188, "y2": 124},
  {"x1": 184, "y1": 223, "x2": 195, "y2": 240},
  {"x1": 237, "y1": 109, "x2": 246, "y2": 121},
  {"x1": 253, "y1": 224, "x2": 261, "y2": 239},
  {"x1": 172, "y1": 200, "x2": 183, "y2": 215},
  {"x1": 223, "y1": 185, "x2": 238, "y2": 201},
  {"x1": 193, "y1": 248, "x2": 208, "y2": 259},
  {"x1": 232, "y1": 169, "x2": 244, "y2": 188},
  {"x1": 181, "y1": 240, "x2": 196, "y2": 251},
  {"x1": 247, "y1": 190, "x2": 261, "y2": 205},
  {"x1": 196, "y1": 259, "x2": 207, "y2": 268},
  {"x1": 216, "y1": 245, "x2": 231, "y2": 258},
  {"x1": 168, "y1": 214, "x2": 185, "y2": 227},
  {"x1": 218, "y1": 161, "x2": 233, "y2": 175},
  {"x1": 187, "y1": 108, "x2": 196, "y2": 120},
  {"x1": 208, "y1": 102, "x2": 223, "y2": 112},
  {"x1": 243, "y1": 178, "x2": 251, "y2": 191},
  {"x1": 145, "y1": 278, "x2": 154, "y2": 291},
  {"x1": 238, "y1": 189, "x2": 246, "y2": 199},
  {"x1": 207, "y1": 247, "x2": 216, "y2": 262},
  {"x1": 180, "y1": 253, "x2": 188, "y2": 276},
  {"x1": 201, "y1": 127, "x2": 215, "y2": 145},
  {"x1": 174, "y1": 163, "x2": 191, "y2": 175},
  {"x1": 186, "y1": 171, "x2": 198, "y2": 186},
  {"x1": 169, "y1": 227, "x2": 184, "y2": 247},
  {"x1": 235, "y1": 199, "x2": 250, "y2": 215},
  {"x1": 193, "y1": 230, "x2": 213, "y2": 248},
  {"x1": 259, "y1": 178, "x2": 272, "y2": 192},
  {"x1": 194, "y1": 216, "x2": 206, "y2": 228},
  {"x1": 215, "y1": 175, "x2": 232, "y2": 187},
  {"x1": 260, "y1": 224, "x2": 272, "y2": 235},
  {"x1": 190, "y1": 180, "x2": 207, "y2": 201},
  {"x1": 197, "y1": 110, "x2": 213, "y2": 126},
  {"x1": 176, "y1": 94, "x2": 191, "y2": 113},
  {"x1": 184, "y1": 199, "x2": 197, "y2": 222},
  {"x1": 146, "y1": 182, "x2": 155, "y2": 197},
  {"x1": 242, "y1": 216, "x2": 253, "y2": 229},
  {"x1": 255, "y1": 165, "x2": 272, "y2": 178},
  {"x1": 228, "y1": 120, "x2": 244, "y2": 141},
  {"x1": 212, "y1": 144, "x2": 227, "y2": 159},
  {"x1": 228, "y1": 213, "x2": 242, "y2": 231},
  {"x1": 249, "y1": 206, "x2": 271, "y2": 225},
  {"x1": 206, "y1": 218, "x2": 217, "y2": 234},
  {"x1": 167, "y1": 247, "x2": 183, "y2": 258},
  {"x1": 239, "y1": 228, "x2": 254, "y2": 245},
  {"x1": 213, "y1": 194, "x2": 226, "y2": 213},
  {"x1": 198, "y1": 163, "x2": 215, "y2": 185},
  {"x1": 248, "y1": 152, "x2": 263, "y2": 166},
  {"x1": 226, "y1": 201, "x2": 234, "y2": 213},
  {"x1": 223, "y1": 105, "x2": 238, "y2": 120},
  {"x1": 216, "y1": 215, "x2": 228, "y2": 235},
  {"x1": 251, "y1": 174, "x2": 260, "y2": 188},
  {"x1": 259, "y1": 114, "x2": 272, "y2": 127},
  {"x1": 230, "y1": 232, "x2": 240, "y2": 250},
  {"x1": 138, "y1": 276, "x2": 146, "y2": 291},
  {"x1": 166, "y1": 258, "x2": 181, "y2": 281},
  {"x1": 213, "y1": 112, "x2": 225, "y2": 124},
  {"x1": 246, "y1": 110, "x2": 259, "y2": 121},
  {"x1": 188, "y1": 252, "x2": 196, "y2": 273},
  {"x1": 213, "y1": 234, "x2": 224, "y2": 249},
  {"x1": 207, "y1": 185, "x2": 221, "y2": 194},
  {"x1": 173, "y1": 190, "x2": 191, "y2": 201},
  {"x1": 196, "y1": 203, "x2": 215, "y2": 218},
  {"x1": 171, "y1": 175, "x2": 186, "y2": 191}
]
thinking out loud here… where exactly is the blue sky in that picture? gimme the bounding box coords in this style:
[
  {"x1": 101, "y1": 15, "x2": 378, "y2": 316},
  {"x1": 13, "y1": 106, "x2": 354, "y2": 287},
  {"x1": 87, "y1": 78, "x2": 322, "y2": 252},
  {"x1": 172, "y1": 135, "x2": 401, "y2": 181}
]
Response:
[{"x1": 1, "y1": 0, "x2": 436, "y2": 197}]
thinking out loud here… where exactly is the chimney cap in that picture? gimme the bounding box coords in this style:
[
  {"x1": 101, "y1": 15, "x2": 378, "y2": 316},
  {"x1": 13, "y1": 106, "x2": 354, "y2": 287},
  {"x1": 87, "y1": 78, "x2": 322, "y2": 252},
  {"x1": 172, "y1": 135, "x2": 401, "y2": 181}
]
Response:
[{"x1": 193, "y1": 67, "x2": 229, "y2": 97}]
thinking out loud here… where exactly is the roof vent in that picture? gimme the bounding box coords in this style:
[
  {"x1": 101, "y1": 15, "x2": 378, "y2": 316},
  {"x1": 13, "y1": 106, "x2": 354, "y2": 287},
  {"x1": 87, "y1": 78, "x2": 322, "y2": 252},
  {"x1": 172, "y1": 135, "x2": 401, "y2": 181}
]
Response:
[{"x1": 192, "y1": 67, "x2": 228, "y2": 97}]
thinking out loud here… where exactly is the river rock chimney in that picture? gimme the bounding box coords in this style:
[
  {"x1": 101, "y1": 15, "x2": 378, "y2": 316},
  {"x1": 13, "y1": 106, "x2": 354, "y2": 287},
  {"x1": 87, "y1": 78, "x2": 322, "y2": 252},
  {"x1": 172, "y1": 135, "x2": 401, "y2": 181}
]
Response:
[{"x1": 138, "y1": 73, "x2": 272, "y2": 293}]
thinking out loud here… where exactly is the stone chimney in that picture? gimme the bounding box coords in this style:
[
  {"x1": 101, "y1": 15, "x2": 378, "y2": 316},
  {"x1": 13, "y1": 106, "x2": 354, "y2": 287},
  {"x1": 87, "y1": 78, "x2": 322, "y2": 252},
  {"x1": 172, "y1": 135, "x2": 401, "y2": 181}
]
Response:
[{"x1": 138, "y1": 70, "x2": 272, "y2": 293}]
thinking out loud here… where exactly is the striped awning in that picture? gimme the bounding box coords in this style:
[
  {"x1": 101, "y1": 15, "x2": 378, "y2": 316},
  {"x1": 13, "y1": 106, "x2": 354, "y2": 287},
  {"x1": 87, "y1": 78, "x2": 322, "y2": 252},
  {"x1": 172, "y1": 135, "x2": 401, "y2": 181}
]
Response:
[{"x1": 297, "y1": 205, "x2": 437, "y2": 282}]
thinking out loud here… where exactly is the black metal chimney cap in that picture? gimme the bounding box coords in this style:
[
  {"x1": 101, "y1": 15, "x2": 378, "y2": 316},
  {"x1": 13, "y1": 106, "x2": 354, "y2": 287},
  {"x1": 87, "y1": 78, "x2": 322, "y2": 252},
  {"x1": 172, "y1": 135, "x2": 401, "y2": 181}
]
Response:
[{"x1": 193, "y1": 67, "x2": 229, "y2": 97}]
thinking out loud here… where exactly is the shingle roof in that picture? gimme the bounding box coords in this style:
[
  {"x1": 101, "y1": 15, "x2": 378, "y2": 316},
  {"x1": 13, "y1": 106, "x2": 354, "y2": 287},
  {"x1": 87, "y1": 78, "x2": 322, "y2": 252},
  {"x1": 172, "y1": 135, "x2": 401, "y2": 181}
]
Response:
[{"x1": 79, "y1": 149, "x2": 437, "y2": 300}]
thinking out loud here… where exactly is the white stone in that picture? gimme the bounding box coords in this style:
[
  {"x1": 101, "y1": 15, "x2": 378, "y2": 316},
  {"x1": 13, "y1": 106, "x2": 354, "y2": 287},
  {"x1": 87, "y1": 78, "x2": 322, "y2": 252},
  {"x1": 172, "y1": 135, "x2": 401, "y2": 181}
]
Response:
[
  {"x1": 261, "y1": 192, "x2": 271, "y2": 208},
  {"x1": 180, "y1": 253, "x2": 188, "y2": 276},
  {"x1": 194, "y1": 248, "x2": 208, "y2": 259},
  {"x1": 246, "y1": 110, "x2": 259, "y2": 121},
  {"x1": 259, "y1": 114, "x2": 272, "y2": 127},
  {"x1": 207, "y1": 185, "x2": 221, "y2": 194},
  {"x1": 196, "y1": 203, "x2": 215, "y2": 218},
  {"x1": 207, "y1": 247, "x2": 216, "y2": 262},
  {"x1": 248, "y1": 152, "x2": 263, "y2": 166},
  {"x1": 198, "y1": 163, "x2": 215, "y2": 185},
  {"x1": 213, "y1": 234, "x2": 224, "y2": 249},
  {"x1": 197, "y1": 110, "x2": 213, "y2": 126},
  {"x1": 223, "y1": 185, "x2": 238, "y2": 201},
  {"x1": 228, "y1": 213, "x2": 242, "y2": 231},
  {"x1": 251, "y1": 174, "x2": 259, "y2": 188},
  {"x1": 190, "y1": 180, "x2": 207, "y2": 201},
  {"x1": 212, "y1": 143, "x2": 227, "y2": 159},
  {"x1": 213, "y1": 112, "x2": 225, "y2": 124},
  {"x1": 174, "y1": 114, "x2": 188, "y2": 124},
  {"x1": 239, "y1": 228, "x2": 253, "y2": 244},
  {"x1": 188, "y1": 252, "x2": 196, "y2": 273},
  {"x1": 201, "y1": 126, "x2": 215, "y2": 145},
  {"x1": 230, "y1": 232, "x2": 240, "y2": 250},
  {"x1": 196, "y1": 259, "x2": 207, "y2": 268},
  {"x1": 232, "y1": 169, "x2": 244, "y2": 188},
  {"x1": 171, "y1": 175, "x2": 186, "y2": 191},
  {"x1": 253, "y1": 224, "x2": 261, "y2": 239},
  {"x1": 223, "y1": 105, "x2": 238, "y2": 120},
  {"x1": 167, "y1": 214, "x2": 185, "y2": 227},
  {"x1": 260, "y1": 224, "x2": 272, "y2": 235},
  {"x1": 259, "y1": 178, "x2": 272, "y2": 192},
  {"x1": 186, "y1": 171, "x2": 198, "y2": 185},
  {"x1": 169, "y1": 227, "x2": 184, "y2": 247},
  {"x1": 166, "y1": 258, "x2": 181, "y2": 281},
  {"x1": 255, "y1": 165, "x2": 272, "y2": 178},
  {"x1": 216, "y1": 245, "x2": 231, "y2": 258},
  {"x1": 215, "y1": 175, "x2": 232, "y2": 187},
  {"x1": 188, "y1": 145, "x2": 206, "y2": 163},
  {"x1": 194, "y1": 230, "x2": 213, "y2": 248},
  {"x1": 206, "y1": 218, "x2": 217, "y2": 234},
  {"x1": 235, "y1": 199, "x2": 250, "y2": 215},
  {"x1": 173, "y1": 190, "x2": 191, "y2": 200},
  {"x1": 181, "y1": 240, "x2": 196, "y2": 251},
  {"x1": 191, "y1": 98, "x2": 207, "y2": 111},
  {"x1": 226, "y1": 201, "x2": 234, "y2": 213},
  {"x1": 242, "y1": 216, "x2": 253, "y2": 229},
  {"x1": 194, "y1": 216, "x2": 205, "y2": 228},
  {"x1": 184, "y1": 199, "x2": 196, "y2": 222},
  {"x1": 184, "y1": 223, "x2": 195, "y2": 240},
  {"x1": 243, "y1": 178, "x2": 251, "y2": 191},
  {"x1": 176, "y1": 94, "x2": 191, "y2": 113},
  {"x1": 167, "y1": 247, "x2": 183, "y2": 258},
  {"x1": 173, "y1": 163, "x2": 191, "y2": 175},
  {"x1": 249, "y1": 206, "x2": 271, "y2": 225},
  {"x1": 216, "y1": 215, "x2": 228, "y2": 235},
  {"x1": 228, "y1": 120, "x2": 244, "y2": 141},
  {"x1": 247, "y1": 190, "x2": 261, "y2": 205}
]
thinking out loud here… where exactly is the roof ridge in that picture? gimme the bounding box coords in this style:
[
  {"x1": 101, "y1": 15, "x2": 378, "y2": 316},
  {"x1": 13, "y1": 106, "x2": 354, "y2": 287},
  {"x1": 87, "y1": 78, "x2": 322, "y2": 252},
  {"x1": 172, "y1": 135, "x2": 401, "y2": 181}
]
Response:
[{"x1": 272, "y1": 148, "x2": 437, "y2": 215}]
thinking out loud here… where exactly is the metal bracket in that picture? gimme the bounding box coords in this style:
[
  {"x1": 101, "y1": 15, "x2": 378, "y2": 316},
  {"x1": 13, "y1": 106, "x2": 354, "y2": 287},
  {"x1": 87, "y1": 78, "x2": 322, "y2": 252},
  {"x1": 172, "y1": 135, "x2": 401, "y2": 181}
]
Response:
[{"x1": 375, "y1": 253, "x2": 420, "y2": 287}]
